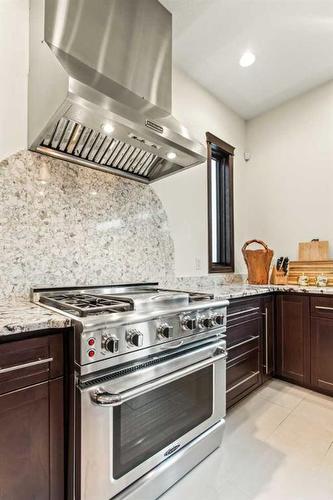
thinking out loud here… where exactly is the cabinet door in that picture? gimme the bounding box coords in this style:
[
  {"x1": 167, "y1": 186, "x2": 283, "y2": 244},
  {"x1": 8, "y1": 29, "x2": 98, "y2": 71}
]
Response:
[
  {"x1": 0, "y1": 379, "x2": 64, "y2": 500},
  {"x1": 276, "y1": 294, "x2": 310, "y2": 385},
  {"x1": 311, "y1": 317, "x2": 333, "y2": 395},
  {"x1": 262, "y1": 295, "x2": 274, "y2": 380}
]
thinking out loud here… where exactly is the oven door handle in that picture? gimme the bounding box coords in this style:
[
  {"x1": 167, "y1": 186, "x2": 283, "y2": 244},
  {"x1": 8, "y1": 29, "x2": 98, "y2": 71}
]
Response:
[
  {"x1": 159, "y1": 340, "x2": 184, "y2": 350},
  {"x1": 90, "y1": 346, "x2": 227, "y2": 407}
]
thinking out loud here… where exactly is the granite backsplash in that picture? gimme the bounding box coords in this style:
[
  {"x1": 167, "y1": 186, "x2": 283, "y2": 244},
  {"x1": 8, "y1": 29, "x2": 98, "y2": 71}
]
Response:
[
  {"x1": 0, "y1": 150, "x2": 245, "y2": 300},
  {"x1": 161, "y1": 273, "x2": 245, "y2": 290},
  {"x1": 0, "y1": 151, "x2": 175, "y2": 299}
]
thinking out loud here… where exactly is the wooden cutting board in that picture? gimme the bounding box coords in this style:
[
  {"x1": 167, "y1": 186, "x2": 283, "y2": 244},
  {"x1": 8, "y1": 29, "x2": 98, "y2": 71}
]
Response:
[
  {"x1": 298, "y1": 241, "x2": 329, "y2": 261},
  {"x1": 288, "y1": 260, "x2": 333, "y2": 286}
]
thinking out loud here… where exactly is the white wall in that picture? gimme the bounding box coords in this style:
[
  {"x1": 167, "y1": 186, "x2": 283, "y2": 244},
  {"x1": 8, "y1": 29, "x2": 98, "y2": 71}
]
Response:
[
  {"x1": 0, "y1": 0, "x2": 29, "y2": 160},
  {"x1": 0, "y1": 0, "x2": 248, "y2": 277},
  {"x1": 245, "y1": 81, "x2": 333, "y2": 261},
  {"x1": 153, "y1": 68, "x2": 247, "y2": 276}
]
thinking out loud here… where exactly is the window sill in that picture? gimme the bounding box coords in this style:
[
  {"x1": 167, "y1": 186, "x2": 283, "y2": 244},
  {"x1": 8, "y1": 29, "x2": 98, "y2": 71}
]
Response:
[{"x1": 209, "y1": 264, "x2": 234, "y2": 274}]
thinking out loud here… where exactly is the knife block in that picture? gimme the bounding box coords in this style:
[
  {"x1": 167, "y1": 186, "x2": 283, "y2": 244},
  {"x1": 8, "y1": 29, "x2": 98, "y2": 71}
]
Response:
[{"x1": 270, "y1": 267, "x2": 288, "y2": 285}]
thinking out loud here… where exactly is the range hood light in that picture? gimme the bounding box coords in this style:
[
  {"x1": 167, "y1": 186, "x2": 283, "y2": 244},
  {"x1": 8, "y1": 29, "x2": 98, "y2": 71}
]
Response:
[
  {"x1": 167, "y1": 151, "x2": 177, "y2": 160},
  {"x1": 101, "y1": 123, "x2": 115, "y2": 135},
  {"x1": 239, "y1": 51, "x2": 256, "y2": 68}
]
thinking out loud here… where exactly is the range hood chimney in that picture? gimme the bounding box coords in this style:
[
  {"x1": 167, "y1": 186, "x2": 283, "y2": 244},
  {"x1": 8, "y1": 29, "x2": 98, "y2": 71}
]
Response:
[{"x1": 28, "y1": 0, "x2": 206, "y2": 183}]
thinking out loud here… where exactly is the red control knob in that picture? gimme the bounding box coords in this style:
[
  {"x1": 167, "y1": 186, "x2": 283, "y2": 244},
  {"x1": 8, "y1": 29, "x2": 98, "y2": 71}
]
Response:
[
  {"x1": 88, "y1": 338, "x2": 95, "y2": 346},
  {"x1": 88, "y1": 349, "x2": 95, "y2": 358}
]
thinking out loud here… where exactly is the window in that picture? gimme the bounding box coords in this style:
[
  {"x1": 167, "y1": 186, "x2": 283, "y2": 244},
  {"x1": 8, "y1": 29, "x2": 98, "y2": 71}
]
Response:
[{"x1": 207, "y1": 132, "x2": 235, "y2": 273}]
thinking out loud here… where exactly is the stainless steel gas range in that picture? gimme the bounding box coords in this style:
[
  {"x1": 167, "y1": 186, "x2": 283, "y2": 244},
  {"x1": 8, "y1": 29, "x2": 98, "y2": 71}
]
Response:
[{"x1": 32, "y1": 283, "x2": 228, "y2": 500}]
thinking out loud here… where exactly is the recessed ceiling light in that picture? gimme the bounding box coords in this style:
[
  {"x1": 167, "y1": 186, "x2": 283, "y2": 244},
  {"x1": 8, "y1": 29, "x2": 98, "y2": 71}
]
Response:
[
  {"x1": 167, "y1": 151, "x2": 177, "y2": 160},
  {"x1": 239, "y1": 51, "x2": 256, "y2": 68},
  {"x1": 101, "y1": 123, "x2": 114, "y2": 134}
]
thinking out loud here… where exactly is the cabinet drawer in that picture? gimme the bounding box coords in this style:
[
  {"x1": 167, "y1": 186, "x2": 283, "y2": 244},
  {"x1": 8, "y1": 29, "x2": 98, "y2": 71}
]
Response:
[
  {"x1": 311, "y1": 296, "x2": 333, "y2": 319},
  {"x1": 227, "y1": 335, "x2": 260, "y2": 363},
  {"x1": 227, "y1": 316, "x2": 261, "y2": 348},
  {"x1": 226, "y1": 348, "x2": 261, "y2": 406},
  {"x1": 227, "y1": 297, "x2": 261, "y2": 326},
  {"x1": 0, "y1": 334, "x2": 63, "y2": 395}
]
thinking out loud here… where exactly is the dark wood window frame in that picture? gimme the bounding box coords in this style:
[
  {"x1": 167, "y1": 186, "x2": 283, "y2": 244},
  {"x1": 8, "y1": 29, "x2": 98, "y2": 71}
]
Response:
[{"x1": 207, "y1": 132, "x2": 235, "y2": 273}]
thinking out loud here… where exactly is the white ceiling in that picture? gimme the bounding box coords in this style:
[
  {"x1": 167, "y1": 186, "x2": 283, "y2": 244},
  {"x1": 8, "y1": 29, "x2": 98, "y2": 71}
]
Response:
[{"x1": 160, "y1": 0, "x2": 333, "y2": 119}]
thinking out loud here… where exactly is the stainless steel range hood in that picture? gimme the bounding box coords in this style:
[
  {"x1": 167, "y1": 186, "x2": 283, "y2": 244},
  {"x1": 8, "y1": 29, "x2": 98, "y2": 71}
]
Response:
[{"x1": 28, "y1": 0, "x2": 206, "y2": 183}]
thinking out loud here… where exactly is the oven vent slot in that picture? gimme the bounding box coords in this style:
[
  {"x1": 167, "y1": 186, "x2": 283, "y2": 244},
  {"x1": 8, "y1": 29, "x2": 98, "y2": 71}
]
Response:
[
  {"x1": 38, "y1": 118, "x2": 160, "y2": 181},
  {"x1": 80, "y1": 356, "x2": 167, "y2": 388}
]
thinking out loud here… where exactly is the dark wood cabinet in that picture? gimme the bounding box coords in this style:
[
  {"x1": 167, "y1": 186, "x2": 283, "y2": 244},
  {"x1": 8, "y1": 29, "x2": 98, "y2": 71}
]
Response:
[
  {"x1": 309, "y1": 297, "x2": 333, "y2": 395},
  {"x1": 226, "y1": 295, "x2": 276, "y2": 408},
  {"x1": 0, "y1": 333, "x2": 65, "y2": 500},
  {"x1": 226, "y1": 291, "x2": 333, "y2": 407},
  {"x1": 226, "y1": 297, "x2": 263, "y2": 408},
  {"x1": 0, "y1": 334, "x2": 63, "y2": 395},
  {"x1": 226, "y1": 346, "x2": 261, "y2": 407},
  {"x1": 262, "y1": 295, "x2": 274, "y2": 381},
  {"x1": 310, "y1": 317, "x2": 333, "y2": 394},
  {"x1": 275, "y1": 294, "x2": 310, "y2": 385},
  {"x1": 275, "y1": 293, "x2": 333, "y2": 397}
]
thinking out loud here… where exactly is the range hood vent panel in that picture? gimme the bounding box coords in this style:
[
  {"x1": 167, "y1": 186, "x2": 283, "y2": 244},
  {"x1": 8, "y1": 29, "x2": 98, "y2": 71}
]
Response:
[
  {"x1": 28, "y1": 0, "x2": 206, "y2": 183},
  {"x1": 39, "y1": 118, "x2": 160, "y2": 181}
]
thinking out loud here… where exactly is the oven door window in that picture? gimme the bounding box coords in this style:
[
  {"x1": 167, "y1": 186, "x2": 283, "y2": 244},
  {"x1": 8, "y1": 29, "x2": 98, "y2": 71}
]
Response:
[{"x1": 113, "y1": 365, "x2": 213, "y2": 479}]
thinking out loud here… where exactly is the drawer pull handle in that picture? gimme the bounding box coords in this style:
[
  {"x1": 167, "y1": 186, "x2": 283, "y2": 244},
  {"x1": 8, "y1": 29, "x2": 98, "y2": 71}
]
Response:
[
  {"x1": 228, "y1": 335, "x2": 259, "y2": 351},
  {"x1": 0, "y1": 357, "x2": 53, "y2": 374},
  {"x1": 263, "y1": 307, "x2": 269, "y2": 375},
  {"x1": 228, "y1": 307, "x2": 260, "y2": 318},
  {"x1": 315, "y1": 306, "x2": 333, "y2": 311},
  {"x1": 227, "y1": 348, "x2": 258, "y2": 366},
  {"x1": 226, "y1": 371, "x2": 260, "y2": 394}
]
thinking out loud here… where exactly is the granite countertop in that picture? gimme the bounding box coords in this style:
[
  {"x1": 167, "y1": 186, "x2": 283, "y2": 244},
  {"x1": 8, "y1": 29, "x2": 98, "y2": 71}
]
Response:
[
  {"x1": 0, "y1": 300, "x2": 71, "y2": 337},
  {"x1": 199, "y1": 284, "x2": 333, "y2": 301},
  {"x1": 1, "y1": 283, "x2": 333, "y2": 338}
]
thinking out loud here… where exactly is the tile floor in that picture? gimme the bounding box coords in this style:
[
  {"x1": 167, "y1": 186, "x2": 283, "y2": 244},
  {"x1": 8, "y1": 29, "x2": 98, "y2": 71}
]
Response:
[{"x1": 160, "y1": 380, "x2": 333, "y2": 500}]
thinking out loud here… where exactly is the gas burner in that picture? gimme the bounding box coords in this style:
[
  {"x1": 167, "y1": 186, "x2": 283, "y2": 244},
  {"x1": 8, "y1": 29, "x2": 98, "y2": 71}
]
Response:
[{"x1": 39, "y1": 292, "x2": 133, "y2": 317}]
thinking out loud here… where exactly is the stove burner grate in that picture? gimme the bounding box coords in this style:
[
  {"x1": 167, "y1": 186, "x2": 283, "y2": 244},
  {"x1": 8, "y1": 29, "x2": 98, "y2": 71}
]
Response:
[{"x1": 40, "y1": 293, "x2": 133, "y2": 317}]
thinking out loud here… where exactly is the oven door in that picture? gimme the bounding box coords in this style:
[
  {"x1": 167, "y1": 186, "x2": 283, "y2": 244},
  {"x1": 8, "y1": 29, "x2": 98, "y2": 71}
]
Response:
[{"x1": 77, "y1": 339, "x2": 226, "y2": 500}]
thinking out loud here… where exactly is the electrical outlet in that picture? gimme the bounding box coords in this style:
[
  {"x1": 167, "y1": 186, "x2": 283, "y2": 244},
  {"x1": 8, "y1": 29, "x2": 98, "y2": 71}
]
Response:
[{"x1": 195, "y1": 258, "x2": 202, "y2": 271}]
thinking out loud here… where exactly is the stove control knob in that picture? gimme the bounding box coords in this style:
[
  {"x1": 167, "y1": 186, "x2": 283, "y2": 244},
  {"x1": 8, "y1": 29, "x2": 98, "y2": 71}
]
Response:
[
  {"x1": 213, "y1": 314, "x2": 224, "y2": 326},
  {"x1": 126, "y1": 329, "x2": 144, "y2": 348},
  {"x1": 199, "y1": 316, "x2": 213, "y2": 328},
  {"x1": 204, "y1": 317, "x2": 214, "y2": 328},
  {"x1": 104, "y1": 336, "x2": 119, "y2": 354},
  {"x1": 158, "y1": 323, "x2": 173, "y2": 339},
  {"x1": 181, "y1": 316, "x2": 197, "y2": 330}
]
